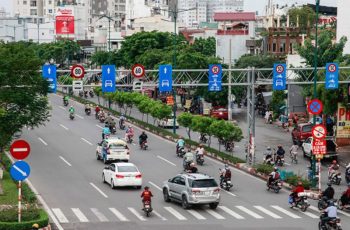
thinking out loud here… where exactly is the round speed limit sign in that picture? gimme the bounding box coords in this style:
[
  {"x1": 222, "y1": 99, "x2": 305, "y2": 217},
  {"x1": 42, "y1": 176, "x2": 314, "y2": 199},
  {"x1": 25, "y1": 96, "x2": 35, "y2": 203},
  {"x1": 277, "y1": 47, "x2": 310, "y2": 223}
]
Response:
[
  {"x1": 71, "y1": 65, "x2": 85, "y2": 79},
  {"x1": 131, "y1": 64, "x2": 145, "y2": 78}
]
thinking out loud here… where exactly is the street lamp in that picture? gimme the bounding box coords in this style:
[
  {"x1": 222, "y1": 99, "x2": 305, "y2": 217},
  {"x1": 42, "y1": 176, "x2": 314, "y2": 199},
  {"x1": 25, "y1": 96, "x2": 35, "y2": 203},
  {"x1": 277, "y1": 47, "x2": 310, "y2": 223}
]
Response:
[
  {"x1": 96, "y1": 12, "x2": 115, "y2": 52},
  {"x1": 312, "y1": 0, "x2": 320, "y2": 189}
]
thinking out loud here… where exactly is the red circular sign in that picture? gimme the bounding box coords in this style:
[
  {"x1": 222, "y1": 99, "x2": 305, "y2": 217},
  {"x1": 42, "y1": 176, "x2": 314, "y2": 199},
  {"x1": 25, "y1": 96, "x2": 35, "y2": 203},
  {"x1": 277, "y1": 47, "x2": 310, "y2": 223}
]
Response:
[
  {"x1": 71, "y1": 64, "x2": 85, "y2": 79},
  {"x1": 307, "y1": 99, "x2": 323, "y2": 115},
  {"x1": 10, "y1": 140, "x2": 30, "y2": 160},
  {"x1": 276, "y1": 65, "x2": 284, "y2": 74},
  {"x1": 328, "y1": 64, "x2": 337, "y2": 73},
  {"x1": 312, "y1": 125, "x2": 327, "y2": 139},
  {"x1": 131, "y1": 64, "x2": 145, "y2": 78},
  {"x1": 211, "y1": 65, "x2": 220, "y2": 75}
]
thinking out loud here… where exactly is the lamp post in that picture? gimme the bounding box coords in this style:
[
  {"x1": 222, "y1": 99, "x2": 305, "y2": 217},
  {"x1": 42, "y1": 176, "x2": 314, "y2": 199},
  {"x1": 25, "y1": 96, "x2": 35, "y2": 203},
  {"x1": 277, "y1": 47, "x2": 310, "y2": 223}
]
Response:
[
  {"x1": 96, "y1": 12, "x2": 115, "y2": 52},
  {"x1": 312, "y1": 0, "x2": 320, "y2": 189}
]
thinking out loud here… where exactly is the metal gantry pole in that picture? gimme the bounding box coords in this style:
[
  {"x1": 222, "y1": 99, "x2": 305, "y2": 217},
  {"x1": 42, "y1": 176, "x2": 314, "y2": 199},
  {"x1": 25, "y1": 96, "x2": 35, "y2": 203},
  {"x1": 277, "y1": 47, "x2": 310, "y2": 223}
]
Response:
[
  {"x1": 228, "y1": 39, "x2": 232, "y2": 121},
  {"x1": 246, "y1": 68, "x2": 251, "y2": 164},
  {"x1": 251, "y1": 67, "x2": 256, "y2": 165},
  {"x1": 108, "y1": 17, "x2": 111, "y2": 52},
  {"x1": 18, "y1": 181, "x2": 21, "y2": 222},
  {"x1": 172, "y1": 11, "x2": 177, "y2": 134}
]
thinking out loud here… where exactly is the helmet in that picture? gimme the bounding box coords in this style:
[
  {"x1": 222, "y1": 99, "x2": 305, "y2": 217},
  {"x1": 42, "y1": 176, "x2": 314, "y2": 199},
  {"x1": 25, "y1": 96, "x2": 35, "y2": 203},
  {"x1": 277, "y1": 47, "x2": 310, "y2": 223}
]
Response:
[
  {"x1": 190, "y1": 162, "x2": 195, "y2": 167},
  {"x1": 328, "y1": 200, "x2": 334, "y2": 206},
  {"x1": 267, "y1": 146, "x2": 271, "y2": 150},
  {"x1": 224, "y1": 164, "x2": 229, "y2": 169},
  {"x1": 274, "y1": 167, "x2": 278, "y2": 171},
  {"x1": 121, "y1": 113, "x2": 125, "y2": 116},
  {"x1": 144, "y1": 186, "x2": 149, "y2": 190},
  {"x1": 128, "y1": 125, "x2": 132, "y2": 128},
  {"x1": 278, "y1": 145, "x2": 282, "y2": 148},
  {"x1": 327, "y1": 182, "x2": 332, "y2": 187},
  {"x1": 332, "y1": 160, "x2": 337, "y2": 164},
  {"x1": 179, "y1": 136, "x2": 183, "y2": 139},
  {"x1": 297, "y1": 181, "x2": 303, "y2": 186},
  {"x1": 142, "y1": 131, "x2": 145, "y2": 134},
  {"x1": 199, "y1": 144, "x2": 203, "y2": 148},
  {"x1": 347, "y1": 163, "x2": 350, "y2": 169},
  {"x1": 32, "y1": 223, "x2": 39, "y2": 228}
]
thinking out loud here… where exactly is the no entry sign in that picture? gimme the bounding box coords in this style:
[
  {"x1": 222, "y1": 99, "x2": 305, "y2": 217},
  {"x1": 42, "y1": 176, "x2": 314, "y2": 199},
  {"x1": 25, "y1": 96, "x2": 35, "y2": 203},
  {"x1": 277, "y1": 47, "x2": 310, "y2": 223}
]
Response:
[{"x1": 10, "y1": 140, "x2": 30, "y2": 160}]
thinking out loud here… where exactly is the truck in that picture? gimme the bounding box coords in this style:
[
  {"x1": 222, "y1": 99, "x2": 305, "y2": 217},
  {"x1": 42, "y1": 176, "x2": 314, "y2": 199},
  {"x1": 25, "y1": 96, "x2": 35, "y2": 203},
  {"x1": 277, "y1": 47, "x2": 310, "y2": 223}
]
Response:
[{"x1": 301, "y1": 137, "x2": 338, "y2": 161}]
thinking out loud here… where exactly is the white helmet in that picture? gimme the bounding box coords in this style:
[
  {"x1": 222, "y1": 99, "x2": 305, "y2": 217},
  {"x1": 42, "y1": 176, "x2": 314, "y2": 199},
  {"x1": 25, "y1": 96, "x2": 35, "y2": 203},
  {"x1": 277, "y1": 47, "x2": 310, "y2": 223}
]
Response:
[{"x1": 347, "y1": 163, "x2": 350, "y2": 169}]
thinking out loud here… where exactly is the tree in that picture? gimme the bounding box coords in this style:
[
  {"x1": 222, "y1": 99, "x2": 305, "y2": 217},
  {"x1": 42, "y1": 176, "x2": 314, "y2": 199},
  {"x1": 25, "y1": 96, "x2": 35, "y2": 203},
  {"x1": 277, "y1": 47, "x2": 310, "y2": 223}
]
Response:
[
  {"x1": 270, "y1": 91, "x2": 286, "y2": 118},
  {"x1": 190, "y1": 37, "x2": 216, "y2": 56},
  {"x1": 177, "y1": 112, "x2": 194, "y2": 139},
  {"x1": 288, "y1": 6, "x2": 316, "y2": 33},
  {"x1": 191, "y1": 116, "x2": 214, "y2": 146}
]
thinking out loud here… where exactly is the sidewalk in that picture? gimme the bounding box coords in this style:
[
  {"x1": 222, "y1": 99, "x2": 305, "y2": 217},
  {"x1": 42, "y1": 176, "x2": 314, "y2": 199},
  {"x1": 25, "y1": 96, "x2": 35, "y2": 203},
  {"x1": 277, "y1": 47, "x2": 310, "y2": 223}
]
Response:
[{"x1": 338, "y1": 146, "x2": 350, "y2": 168}]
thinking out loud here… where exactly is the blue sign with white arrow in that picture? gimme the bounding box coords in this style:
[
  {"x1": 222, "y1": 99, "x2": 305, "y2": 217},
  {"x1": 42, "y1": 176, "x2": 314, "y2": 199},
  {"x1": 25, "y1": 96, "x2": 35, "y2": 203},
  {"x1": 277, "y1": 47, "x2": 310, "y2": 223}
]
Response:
[
  {"x1": 273, "y1": 63, "x2": 286, "y2": 91},
  {"x1": 325, "y1": 63, "x2": 339, "y2": 90},
  {"x1": 208, "y1": 64, "x2": 222, "y2": 92},
  {"x1": 10, "y1": 161, "x2": 30, "y2": 181},
  {"x1": 102, "y1": 65, "x2": 116, "y2": 93},
  {"x1": 159, "y1": 65, "x2": 172, "y2": 92},
  {"x1": 42, "y1": 65, "x2": 57, "y2": 93}
]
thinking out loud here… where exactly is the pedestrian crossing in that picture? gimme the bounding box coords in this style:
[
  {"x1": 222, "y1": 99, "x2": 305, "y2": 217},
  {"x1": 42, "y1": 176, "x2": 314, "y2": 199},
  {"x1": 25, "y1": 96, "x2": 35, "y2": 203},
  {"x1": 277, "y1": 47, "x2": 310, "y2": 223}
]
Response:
[{"x1": 51, "y1": 205, "x2": 349, "y2": 224}]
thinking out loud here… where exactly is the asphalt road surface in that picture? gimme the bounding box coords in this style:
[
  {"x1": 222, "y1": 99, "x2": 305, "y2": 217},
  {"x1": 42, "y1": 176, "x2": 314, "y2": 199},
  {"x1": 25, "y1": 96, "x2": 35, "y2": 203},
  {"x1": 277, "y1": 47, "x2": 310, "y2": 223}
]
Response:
[{"x1": 19, "y1": 94, "x2": 350, "y2": 230}]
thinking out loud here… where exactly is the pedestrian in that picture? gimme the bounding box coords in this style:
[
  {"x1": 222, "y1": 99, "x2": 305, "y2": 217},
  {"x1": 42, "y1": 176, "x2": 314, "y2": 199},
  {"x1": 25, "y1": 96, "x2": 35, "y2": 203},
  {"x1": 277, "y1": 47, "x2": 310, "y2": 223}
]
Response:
[{"x1": 265, "y1": 111, "x2": 270, "y2": 124}]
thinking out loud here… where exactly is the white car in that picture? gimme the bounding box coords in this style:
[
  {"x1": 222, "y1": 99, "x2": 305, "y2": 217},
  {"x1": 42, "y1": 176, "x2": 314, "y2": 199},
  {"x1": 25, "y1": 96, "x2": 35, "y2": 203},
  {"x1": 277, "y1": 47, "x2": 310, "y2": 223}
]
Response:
[
  {"x1": 96, "y1": 138, "x2": 130, "y2": 164},
  {"x1": 102, "y1": 163, "x2": 142, "y2": 189},
  {"x1": 158, "y1": 113, "x2": 179, "y2": 129}
]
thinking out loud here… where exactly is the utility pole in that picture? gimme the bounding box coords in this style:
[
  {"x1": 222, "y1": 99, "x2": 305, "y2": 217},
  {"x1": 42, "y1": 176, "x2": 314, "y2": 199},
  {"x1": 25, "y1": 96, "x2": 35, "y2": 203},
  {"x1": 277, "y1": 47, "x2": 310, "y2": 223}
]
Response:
[
  {"x1": 6, "y1": 25, "x2": 23, "y2": 42},
  {"x1": 228, "y1": 39, "x2": 232, "y2": 121}
]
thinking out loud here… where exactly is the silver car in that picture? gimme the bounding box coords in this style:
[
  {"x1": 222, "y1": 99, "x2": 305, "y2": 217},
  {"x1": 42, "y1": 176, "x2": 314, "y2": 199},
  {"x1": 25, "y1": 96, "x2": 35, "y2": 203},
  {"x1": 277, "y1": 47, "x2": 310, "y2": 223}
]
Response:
[{"x1": 162, "y1": 173, "x2": 220, "y2": 209}]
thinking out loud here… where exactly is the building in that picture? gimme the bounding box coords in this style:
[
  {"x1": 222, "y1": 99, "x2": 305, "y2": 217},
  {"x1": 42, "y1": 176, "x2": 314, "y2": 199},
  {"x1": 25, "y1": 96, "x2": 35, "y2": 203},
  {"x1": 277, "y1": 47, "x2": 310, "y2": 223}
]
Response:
[
  {"x1": 337, "y1": 0, "x2": 350, "y2": 54},
  {"x1": 207, "y1": 0, "x2": 243, "y2": 22}
]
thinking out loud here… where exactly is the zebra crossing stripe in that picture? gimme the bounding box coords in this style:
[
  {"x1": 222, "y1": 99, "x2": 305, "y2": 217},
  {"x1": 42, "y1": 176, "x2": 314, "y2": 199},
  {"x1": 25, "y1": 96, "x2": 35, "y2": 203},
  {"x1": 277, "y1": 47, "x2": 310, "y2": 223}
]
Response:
[
  {"x1": 187, "y1": 210, "x2": 206, "y2": 220},
  {"x1": 254, "y1": 206, "x2": 282, "y2": 219},
  {"x1": 270, "y1": 206, "x2": 301, "y2": 219},
  {"x1": 128, "y1": 207, "x2": 147, "y2": 221},
  {"x1": 109, "y1": 208, "x2": 129, "y2": 221},
  {"x1": 301, "y1": 211, "x2": 319, "y2": 219},
  {"x1": 153, "y1": 210, "x2": 167, "y2": 220},
  {"x1": 218, "y1": 206, "x2": 245, "y2": 219},
  {"x1": 236, "y1": 206, "x2": 264, "y2": 219},
  {"x1": 52, "y1": 208, "x2": 69, "y2": 223},
  {"x1": 164, "y1": 207, "x2": 187, "y2": 220},
  {"x1": 72, "y1": 208, "x2": 89, "y2": 222},
  {"x1": 91, "y1": 208, "x2": 108, "y2": 222},
  {"x1": 205, "y1": 209, "x2": 225, "y2": 219}
]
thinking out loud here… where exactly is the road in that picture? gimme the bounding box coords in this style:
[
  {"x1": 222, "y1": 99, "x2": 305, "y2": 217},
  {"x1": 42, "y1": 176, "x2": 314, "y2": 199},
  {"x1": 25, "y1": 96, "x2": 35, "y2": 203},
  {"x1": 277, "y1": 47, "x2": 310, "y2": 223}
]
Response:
[{"x1": 20, "y1": 94, "x2": 350, "y2": 230}]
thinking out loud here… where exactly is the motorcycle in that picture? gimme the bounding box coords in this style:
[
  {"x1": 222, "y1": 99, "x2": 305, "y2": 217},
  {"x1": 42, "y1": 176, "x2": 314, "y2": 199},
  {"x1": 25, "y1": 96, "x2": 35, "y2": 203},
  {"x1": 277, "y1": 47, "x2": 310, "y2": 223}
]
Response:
[
  {"x1": 275, "y1": 156, "x2": 285, "y2": 167},
  {"x1": 99, "y1": 114, "x2": 106, "y2": 123},
  {"x1": 119, "y1": 120, "x2": 126, "y2": 130},
  {"x1": 318, "y1": 197, "x2": 336, "y2": 210},
  {"x1": 289, "y1": 192, "x2": 310, "y2": 212},
  {"x1": 183, "y1": 160, "x2": 193, "y2": 171},
  {"x1": 140, "y1": 140, "x2": 148, "y2": 150},
  {"x1": 84, "y1": 91, "x2": 88, "y2": 98},
  {"x1": 225, "y1": 141, "x2": 234, "y2": 152},
  {"x1": 69, "y1": 112, "x2": 75, "y2": 120},
  {"x1": 109, "y1": 125, "x2": 117, "y2": 134},
  {"x1": 337, "y1": 195, "x2": 350, "y2": 211},
  {"x1": 318, "y1": 212, "x2": 342, "y2": 230},
  {"x1": 85, "y1": 108, "x2": 91, "y2": 116},
  {"x1": 196, "y1": 154, "x2": 204, "y2": 166},
  {"x1": 329, "y1": 172, "x2": 342, "y2": 185},
  {"x1": 199, "y1": 134, "x2": 207, "y2": 144},
  {"x1": 176, "y1": 146, "x2": 186, "y2": 158},
  {"x1": 220, "y1": 178, "x2": 233, "y2": 191},
  {"x1": 143, "y1": 201, "x2": 153, "y2": 217},
  {"x1": 267, "y1": 179, "x2": 282, "y2": 193},
  {"x1": 126, "y1": 134, "x2": 133, "y2": 144},
  {"x1": 79, "y1": 91, "x2": 83, "y2": 97},
  {"x1": 290, "y1": 151, "x2": 298, "y2": 164},
  {"x1": 89, "y1": 90, "x2": 94, "y2": 98},
  {"x1": 263, "y1": 155, "x2": 274, "y2": 165},
  {"x1": 63, "y1": 100, "x2": 69, "y2": 106}
]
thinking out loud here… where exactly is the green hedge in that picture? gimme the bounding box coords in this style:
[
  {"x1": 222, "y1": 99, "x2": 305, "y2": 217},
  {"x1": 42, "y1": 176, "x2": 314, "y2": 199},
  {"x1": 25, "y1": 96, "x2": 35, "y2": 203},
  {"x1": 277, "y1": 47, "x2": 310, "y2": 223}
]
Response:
[
  {"x1": 0, "y1": 209, "x2": 48, "y2": 230},
  {"x1": 284, "y1": 174, "x2": 311, "y2": 190},
  {"x1": 254, "y1": 163, "x2": 274, "y2": 175}
]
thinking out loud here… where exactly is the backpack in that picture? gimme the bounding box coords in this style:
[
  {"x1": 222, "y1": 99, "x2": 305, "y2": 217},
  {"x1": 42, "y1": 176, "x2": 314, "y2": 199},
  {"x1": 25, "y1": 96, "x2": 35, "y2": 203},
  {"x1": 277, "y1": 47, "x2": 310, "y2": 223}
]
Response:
[{"x1": 225, "y1": 169, "x2": 231, "y2": 178}]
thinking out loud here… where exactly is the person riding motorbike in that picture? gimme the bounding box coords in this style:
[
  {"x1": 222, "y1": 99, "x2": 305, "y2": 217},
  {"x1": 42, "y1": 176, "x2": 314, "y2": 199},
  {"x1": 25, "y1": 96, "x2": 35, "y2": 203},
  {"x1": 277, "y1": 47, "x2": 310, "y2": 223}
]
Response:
[
  {"x1": 105, "y1": 113, "x2": 113, "y2": 125},
  {"x1": 320, "y1": 200, "x2": 338, "y2": 228},
  {"x1": 346, "y1": 163, "x2": 350, "y2": 185},
  {"x1": 196, "y1": 144, "x2": 205, "y2": 159},
  {"x1": 141, "y1": 186, "x2": 153, "y2": 209},
  {"x1": 125, "y1": 126, "x2": 134, "y2": 141},
  {"x1": 69, "y1": 106, "x2": 75, "y2": 114},
  {"x1": 340, "y1": 185, "x2": 350, "y2": 207},
  {"x1": 176, "y1": 136, "x2": 185, "y2": 154},
  {"x1": 220, "y1": 164, "x2": 232, "y2": 186},
  {"x1": 264, "y1": 146, "x2": 274, "y2": 164},
  {"x1": 95, "y1": 105, "x2": 101, "y2": 118},
  {"x1": 290, "y1": 181, "x2": 305, "y2": 206},
  {"x1": 328, "y1": 160, "x2": 340, "y2": 181},
  {"x1": 183, "y1": 148, "x2": 194, "y2": 170},
  {"x1": 276, "y1": 145, "x2": 285, "y2": 163},
  {"x1": 289, "y1": 143, "x2": 299, "y2": 161},
  {"x1": 267, "y1": 167, "x2": 280, "y2": 187},
  {"x1": 323, "y1": 182, "x2": 335, "y2": 201},
  {"x1": 63, "y1": 95, "x2": 69, "y2": 104},
  {"x1": 119, "y1": 114, "x2": 126, "y2": 128},
  {"x1": 102, "y1": 124, "x2": 111, "y2": 140},
  {"x1": 187, "y1": 162, "x2": 198, "y2": 173},
  {"x1": 98, "y1": 110, "x2": 106, "y2": 120},
  {"x1": 139, "y1": 131, "x2": 148, "y2": 147},
  {"x1": 84, "y1": 104, "x2": 91, "y2": 114}
]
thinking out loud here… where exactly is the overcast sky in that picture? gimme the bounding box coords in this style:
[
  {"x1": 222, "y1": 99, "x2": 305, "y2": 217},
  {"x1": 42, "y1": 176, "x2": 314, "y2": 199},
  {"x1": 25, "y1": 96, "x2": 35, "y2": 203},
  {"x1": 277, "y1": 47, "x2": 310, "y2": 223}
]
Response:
[{"x1": 0, "y1": 0, "x2": 338, "y2": 16}]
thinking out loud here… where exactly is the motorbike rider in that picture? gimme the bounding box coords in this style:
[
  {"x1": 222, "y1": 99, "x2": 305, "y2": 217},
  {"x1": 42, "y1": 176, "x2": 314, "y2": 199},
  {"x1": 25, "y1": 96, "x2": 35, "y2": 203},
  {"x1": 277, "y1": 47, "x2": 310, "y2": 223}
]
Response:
[
  {"x1": 32, "y1": 223, "x2": 39, "y2": 230},
  {"x1": 289, "y1": 143, "x2": 299, "y2": 160},
  {"x1": 141, "y1": 186, "x2": 153, "y2": 208},
  {"x1": 84, "y1": 103, "x2": 91, "y2": 113},
  {"x1": 102, "y1": 124, "x2": 111, "y2": 140},
  {"x1": 98, "y1": 109, "x2": 106, "y2": 120},
  {"x1": 125, "y1": 125, "x2": 134, "y2": 141},
  {"x1": 340, "y1": 185, "x2": 350, "y2": 206},
  {"x1": 290, "y1": 181, "x2": 305, "y2": 206},
  {"x1": 220, "y1": 164, "x2": 232, "y2": 186},
  {"x1": 187, "y1": 162, "x2": 198, "y2": 173},
  {"x1": 63, "y1": 95, "x2": 69, "y2": 104},
  {"x1": 267, "y1": 167, "x2": 280, "y2": 187},
  {"x1": 105, "y1": 113, "x2": 113, "y2": 125},
  {"x1": 119, "y1": 114, "x2": 126, "y2": 127},
  {"x1": 322, "y1": 182, "x2": 335, "y2": 201},
  {"x1": 176, "y1": 136, "x2": 185, "y2": 154},
  {"x1": 276, "y1": 145, "x2": 285, "y2": 163},
  {"x1": 69, "y1": 106, "x2": 75, "y2": 114},
  {"x1": 328, "y1": 160, "x2": 340, "y2": 181},
  {"x1": 139, "y1": 131, "x2": 148, "y2": 147},
  {"x1": 196, "y1": 144, "x2": 205, "y2": 158},
  {"x1": 264, "y1": 146, "x2": 274, "y2": 164},
  {"x1": 95, "y1": 105, "x2": 101, "y2": 118},
  {"x1": 345, "y1": 163, "x2": 350, "y2": 185},
  {"x1": 320, "y1": 200, "x2": 338, "y2": 228},
  {"x1": 183, "y1": 148, "x2": 194, "y2": 170}
]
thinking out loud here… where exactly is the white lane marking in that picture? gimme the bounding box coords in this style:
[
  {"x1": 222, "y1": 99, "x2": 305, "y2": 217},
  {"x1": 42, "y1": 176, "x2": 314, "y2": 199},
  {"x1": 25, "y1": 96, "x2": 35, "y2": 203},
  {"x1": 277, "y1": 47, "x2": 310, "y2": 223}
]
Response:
[
  {"x1": 187, "y1": 210, "x2": 206, "y2": 220},
  {"x1": 338, "y1": 209, "x2": 350, "y2": 217},
  {"x1": 284, "y1": 162, "x2": 291, "y2": 166},
  {"x1": 164, "y1": 207, "x2": 187, "y2": 220},
  {"x1": 59, "y1": 124, "x2": 69, "y2": 130},
  {"x1": 149, "y1": 181, "x2": 162, "y2": 191},
  {"x1": 301, "y1": 211, "x2": 319, "y2": 219},
  {"x1": 236, "y1": 206, "x2": 264, "y2": 219},
  {"x1": 270, "y1": 205, "x2": 301, "y2": 218},
  {"x1": 38, "y1": 137, "x2": 48, "y2": 146},
  {"x1": 254, "y1": 206, "x2": 282, "y2": 219},
  {"x1": 59, "y1": 106, "x2": 66, "y2": 110},
  {"x1": 128, "y1": 207, "x2": 147, "y2": 221},
  {"x1": 96, "y1": 124, "x2": 104, "y2": 129},
  {"x1": 310, "y1": 205, "x2": 350, "y2": 218},
  {"x1": 52, "y1": 208, "x2": 69, "y2": 223},
  {"x1": 13, "y1": 148, "x2": 28, "y2": 152},
  {"x1": 218, "y1": 206, "x2": 245, "y2": 219},
  {"x1": 205, "y1": 209, "x2": 225, "y2": 219},
  {"x1": 109, "y1": 208, "x2": 129, "y2": 221},
  {"x1": 157, "y1": 155, "x2": 176, "y2": 166},
  {"x1": 222, "y1": 189, "x2": 237, "y2": 197},
  {"x1": 72, "y1": 208, "x2": 89, "y2": 222},
  {"x1": 91, "y1": 208, "x2": 108, "y2": 222},
  {"x1": 308, "y1": 206, "x2": 320, "y2": 212},
  {"x1": 76, "y1": 114, "x2": 84, "y2": 119},
  {"x1": 81, "y1": 137, "x2": 93, "y2": 146},
  {"x1": 153, "y1": 210, "x2": 167, "y2": 221},
  {"x1": 132, "y1": 143, "x2": 136, "y2": 146},
  {"x1": 90, "y1": 183, "x2": 108, "y2": 198},
  {"x1": 59, "y1": 156, "x2": 72, "y2": 167}
]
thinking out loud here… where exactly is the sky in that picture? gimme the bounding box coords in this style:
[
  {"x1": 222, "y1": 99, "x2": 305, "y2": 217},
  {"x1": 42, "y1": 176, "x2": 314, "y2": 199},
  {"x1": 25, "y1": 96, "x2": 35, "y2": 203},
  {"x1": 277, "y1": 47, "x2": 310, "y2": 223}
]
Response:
[{"x1": 0, "y1": 0, "x2": 338, "y2": 16}]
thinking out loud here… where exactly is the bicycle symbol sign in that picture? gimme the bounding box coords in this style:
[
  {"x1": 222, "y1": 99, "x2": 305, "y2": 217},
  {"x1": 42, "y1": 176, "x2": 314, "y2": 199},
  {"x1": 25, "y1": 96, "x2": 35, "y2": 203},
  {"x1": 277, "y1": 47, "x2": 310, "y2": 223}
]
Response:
[
  {"x1": 211, "y1": 65, "x2": 220, "y2": 75},
  {"x1": 276, "y1": 65, "x2": 284, "y2": 74}
]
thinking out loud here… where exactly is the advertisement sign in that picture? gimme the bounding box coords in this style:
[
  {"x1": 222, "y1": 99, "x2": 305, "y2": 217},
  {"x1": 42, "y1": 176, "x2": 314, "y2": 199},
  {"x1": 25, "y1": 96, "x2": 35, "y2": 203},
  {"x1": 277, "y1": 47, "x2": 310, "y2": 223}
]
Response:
[
  {"x1": 55, "y1": 7, "x2": 75, "y2": 35},
  {"x1": 312, "y1": 139, "x2": 327, "y2": 155},
  {"x1": 337, "y1": 103, "x2": 350, "y2": 138},
  {"x1": 273, "y1": 63, "x2": 286, "y2": 91}
]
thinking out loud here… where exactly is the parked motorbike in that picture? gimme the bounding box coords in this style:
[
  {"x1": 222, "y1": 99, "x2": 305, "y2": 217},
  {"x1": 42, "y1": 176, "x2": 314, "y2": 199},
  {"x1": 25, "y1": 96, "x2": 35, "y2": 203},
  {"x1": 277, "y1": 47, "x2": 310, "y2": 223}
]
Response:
[
  {"x1": 85, "y1": 108, "x2": 91, "y2": 115},
  {"x1": 84, "y1": 91, "x2": 88, "y2": 98},
  {"x1": 267, "y1": 179, "x2": 282, "y2": 193},
  {"x1": 176, "y1": 147, "x2": 186, "y2": 158},
  {"x1": 220, "y1": 178, "x2": 233, "y2": 191},
  {"x1": 143, "y1": 201, "x2": 153, "y2": 217},
  {"x1": 140, "y1": 140, "x2": 148, "y2": 150},
  {"x1": 89, "y1": 90, "x2": 94, "y2": 98},
  {"x1": 69, "y1": 112, "x2": 75, "y2": 120},
  {"x1": 199, "y1": 134, "x2": 207, "y2": 144},
  {"x1": 329, "y1": 172, "x2": 342, "y2": 185},
  {"x1": 196, "y1": 154, "x2": 204, "y2": 166},
  {"x1": 63, "y1": 100, "x2": 69, "y2": 106},
  {"x1": 225, "y1": 141, "x2": 234, "y2": 152},
  {"x1": 318, "y1": 212, "x2": 342, "y2": 230},
  {"x1": 289, "y1": 193, "x2": 310, "y2": 212},
  {"x1": 79, "y1": 91, "x2": 84, "y2": 97}
]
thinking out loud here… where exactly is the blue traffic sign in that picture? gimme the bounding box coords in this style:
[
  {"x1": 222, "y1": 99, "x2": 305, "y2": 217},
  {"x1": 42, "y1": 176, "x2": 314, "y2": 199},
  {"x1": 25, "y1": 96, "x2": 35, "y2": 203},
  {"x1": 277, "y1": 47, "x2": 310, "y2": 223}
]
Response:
[
  {"x1": 326, "y1": 63, "x2": 339, "y2": 89},
  {"x1": 208, "y1": 64, "x2": 222, "y2": 92},
  {"x1": 159, "y1": 65, "x2": 172, "y2": 92},
  {"x1": 273, "y1": 63, "x2": 286, "y2": 91},
  {"x1": 42, "y1": 65, "x2": 57, "y2": 93},
  {"x1": 102, "y1": 65, "x2": 116, "y2": 93},
  {"x1": 10, "y1": 161, "x2": 30, "y2": 181}
]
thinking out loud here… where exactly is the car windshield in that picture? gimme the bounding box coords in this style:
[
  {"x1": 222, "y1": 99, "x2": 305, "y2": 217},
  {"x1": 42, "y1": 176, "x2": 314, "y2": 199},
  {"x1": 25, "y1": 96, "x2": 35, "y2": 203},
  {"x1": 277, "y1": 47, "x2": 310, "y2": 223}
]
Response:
[
  {"x1": 189, "y1": 179, "x2": 218, "y2": 188},
  {"x1": 117, "y1": 166, "x2": 138, "y2": 172},
  {"x1": 109, "y1": 143, "x2": 126, "y2": 149},
  {"x1": 302, "y1": 125, "x2": 312, "y2": 132}
]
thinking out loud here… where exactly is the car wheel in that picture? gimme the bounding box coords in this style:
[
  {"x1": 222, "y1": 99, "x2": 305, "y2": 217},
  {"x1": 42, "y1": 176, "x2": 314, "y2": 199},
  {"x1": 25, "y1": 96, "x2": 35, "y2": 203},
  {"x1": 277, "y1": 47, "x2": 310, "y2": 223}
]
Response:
[
  {"x1": 111, "y1": 179, "x2": 115, "y2": 189},
  {"x1": 209, "y1": 203, "x2": 218, "y2": 209},
  {"x1": 163, "y1": 188, "x2": 170, "y2": 202},
  {"x1": 102, "y1": 173, "x2": 106, "y2": 183},
  {"x1": 181, "y1": 195, "x2": 190, "y2": 209},
  {"x1": 136, "y1": 186, "x2": 141, "y2": 189}
]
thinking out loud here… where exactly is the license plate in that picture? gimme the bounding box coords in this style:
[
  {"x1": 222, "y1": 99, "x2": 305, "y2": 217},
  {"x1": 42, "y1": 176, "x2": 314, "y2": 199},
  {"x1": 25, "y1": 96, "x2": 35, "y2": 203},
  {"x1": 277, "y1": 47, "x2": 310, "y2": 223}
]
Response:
[
  {"x1": 205, "y1": 191, "x2": 210, "y2": 195},
  {"x1": 145, "y1": 205, "x2": 150, "y2": 208}
]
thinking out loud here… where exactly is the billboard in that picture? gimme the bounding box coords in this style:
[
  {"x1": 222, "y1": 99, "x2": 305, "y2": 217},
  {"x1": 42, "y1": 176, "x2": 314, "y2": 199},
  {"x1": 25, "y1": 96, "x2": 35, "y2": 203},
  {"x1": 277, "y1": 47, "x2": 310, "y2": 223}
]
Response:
[
  {"x1": 336, "y1": 103, "x2": 350, "y2": 138},
  {"x1": 55, "y1": 7, "x2": 74, "y2": 35}
]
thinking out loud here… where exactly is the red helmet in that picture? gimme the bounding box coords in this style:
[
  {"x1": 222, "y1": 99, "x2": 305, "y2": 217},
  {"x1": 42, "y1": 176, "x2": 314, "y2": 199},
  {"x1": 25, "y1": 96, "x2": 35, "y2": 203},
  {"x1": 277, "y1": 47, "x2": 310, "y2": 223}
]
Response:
[
  {"x1": 332, "y1": 160, "x2": 337, "y2": 164},
  {"x1": 297, "y1": 181, "x2": 303, "y2": 186}
]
